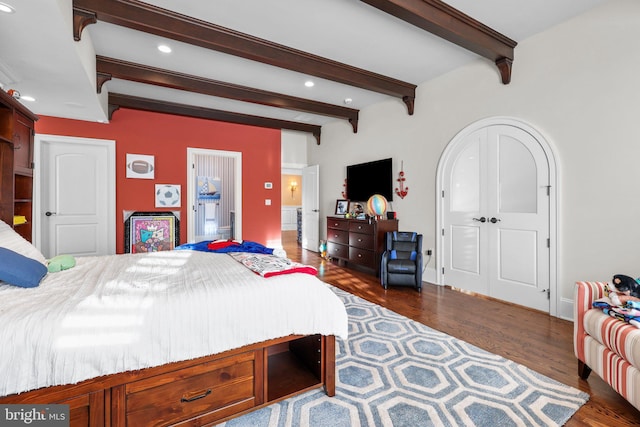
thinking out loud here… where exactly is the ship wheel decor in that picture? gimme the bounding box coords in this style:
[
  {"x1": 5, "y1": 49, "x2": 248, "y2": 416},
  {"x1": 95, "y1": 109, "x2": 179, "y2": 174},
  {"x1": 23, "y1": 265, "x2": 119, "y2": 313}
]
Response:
[{"x1": 395, "y1": 161, "x2": 409, "y2": 199}]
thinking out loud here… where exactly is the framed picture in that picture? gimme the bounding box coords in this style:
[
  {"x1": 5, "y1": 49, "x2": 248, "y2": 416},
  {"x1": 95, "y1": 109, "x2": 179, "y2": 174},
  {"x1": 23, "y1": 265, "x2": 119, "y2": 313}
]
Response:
[
  {"x1": 126, "y1": 154, "x2": 155, "y2": 179},
  {"x1": 197, "y1": 176, "x2": 221, "y2": 200},
  {"x1": 124, "y1": 211, "x2": 179, "y2": 253},
  {"x1": 155, "y1": 184, "x2": 181, "y2": 208},
  {"x1": 351, "y1": 202, "x2": 365, "y2": 217},
  {"x1": 335, "y1": 199, "x2": 350, "y2": 215}
]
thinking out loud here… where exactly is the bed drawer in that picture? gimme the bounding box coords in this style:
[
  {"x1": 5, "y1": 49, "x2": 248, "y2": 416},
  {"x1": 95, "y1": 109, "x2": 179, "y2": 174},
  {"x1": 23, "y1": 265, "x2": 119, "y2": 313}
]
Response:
[{"x1": 125, "y1": 351, "x2": 256, "y2": 427}]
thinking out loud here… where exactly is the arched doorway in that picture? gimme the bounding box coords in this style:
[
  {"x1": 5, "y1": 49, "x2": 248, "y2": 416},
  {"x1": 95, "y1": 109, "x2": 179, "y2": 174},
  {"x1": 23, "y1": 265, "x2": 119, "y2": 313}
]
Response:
[{"x1": 436, "y1": 117, "x2": 558, "y2": 315}]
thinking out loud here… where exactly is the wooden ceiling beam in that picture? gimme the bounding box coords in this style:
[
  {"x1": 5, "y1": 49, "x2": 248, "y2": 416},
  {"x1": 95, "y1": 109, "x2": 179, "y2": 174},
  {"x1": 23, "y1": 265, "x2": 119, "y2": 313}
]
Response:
[
  {"x1": 73, "y1": 0, "x2": 417, "y2": 114},
  {"x1": 359, "y1": 0, "x2": 517, "y2": 84},
  {"x1": 108, "y1": 93, "x2": 323, "y2": 144},
  {"x1": 97, "y1": 56, "x2": 359, "y2": 133}
]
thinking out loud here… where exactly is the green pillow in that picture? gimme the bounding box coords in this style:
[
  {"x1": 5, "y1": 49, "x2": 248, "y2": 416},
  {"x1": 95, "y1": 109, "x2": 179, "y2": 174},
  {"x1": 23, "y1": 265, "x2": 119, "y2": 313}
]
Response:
[{"x1": 47, "y1": 254, "x2": 76, "y2": 273}]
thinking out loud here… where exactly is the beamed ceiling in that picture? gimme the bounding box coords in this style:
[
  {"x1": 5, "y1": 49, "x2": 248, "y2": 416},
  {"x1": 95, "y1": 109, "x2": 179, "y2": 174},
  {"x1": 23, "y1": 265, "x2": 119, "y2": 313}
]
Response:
[{"x1": 0, "y1": 0, "x2": 607, "y2": 143}]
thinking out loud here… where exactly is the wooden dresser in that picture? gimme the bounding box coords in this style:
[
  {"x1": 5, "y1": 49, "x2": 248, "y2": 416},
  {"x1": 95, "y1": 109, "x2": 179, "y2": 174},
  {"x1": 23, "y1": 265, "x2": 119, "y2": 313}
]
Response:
[{"x1": 326, "y1": 216, "x2": 398, "y2": 275}]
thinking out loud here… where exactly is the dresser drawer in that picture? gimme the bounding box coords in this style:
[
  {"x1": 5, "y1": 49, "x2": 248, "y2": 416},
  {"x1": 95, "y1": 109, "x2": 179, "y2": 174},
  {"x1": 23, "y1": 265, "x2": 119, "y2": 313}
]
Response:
[
  {"x1": 126, "y1": 352, "x2": 256, "y2": 427},
  {"x1": 349, "y1": 232, "x2": 374, "y2": 250},
  {"x1": 327, "y1": 217, "x2": 349, "y2": 231},
  {"x1": 349, "y1": 247, "x2": 375, "y2": 268},
  {"x1": 327, "y1": 241, "x2": 348, "y2": 259},
  {"x1": 349, "y1": 221, "x2": 374, "y2": 234},
  {"x1": 327, "y1": 229, "x2": 348, "y2": 245}
]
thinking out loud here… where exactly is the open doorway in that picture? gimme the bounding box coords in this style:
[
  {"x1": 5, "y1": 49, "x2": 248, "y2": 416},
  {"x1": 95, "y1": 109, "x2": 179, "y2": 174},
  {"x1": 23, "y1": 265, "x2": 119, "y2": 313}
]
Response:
[
  {"x1": 186, "y1": 148, "x2": 242, "y2": 243},
  {"x1": 281, "y1": 170, "x2": 302, "y2": 244}
]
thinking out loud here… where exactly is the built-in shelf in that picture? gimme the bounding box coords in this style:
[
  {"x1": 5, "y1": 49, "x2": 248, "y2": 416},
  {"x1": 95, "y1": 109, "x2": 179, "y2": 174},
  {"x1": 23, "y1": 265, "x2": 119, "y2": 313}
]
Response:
[
  {"x1": 267, "y1": 339, "x2": 322, "y2": 402},
  {"x1": 0, "y1": 89, "x2": 37, "y2": 241}
]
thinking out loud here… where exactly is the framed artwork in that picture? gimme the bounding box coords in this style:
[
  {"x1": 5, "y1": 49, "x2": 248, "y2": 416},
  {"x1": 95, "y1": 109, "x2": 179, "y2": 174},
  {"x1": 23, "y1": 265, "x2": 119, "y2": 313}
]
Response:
[
  {"x1": 197, "y1": 176, "x2": 221, "y2": 200},
  {"x1": 155, "y1": 184, "x2": 181, "y2": 207},
  {"x1": 335, "y1": 199, "x2": 349, "y2": 215},
  {"x1": 126, "y1": 154, "x2": 155, "y2": 179},
  {"x1": 351, "y1": 202, "x2": 365, "y2": 216},
  {"x1": 124, "y1": 211, "x2": 179, "y2": 253}
]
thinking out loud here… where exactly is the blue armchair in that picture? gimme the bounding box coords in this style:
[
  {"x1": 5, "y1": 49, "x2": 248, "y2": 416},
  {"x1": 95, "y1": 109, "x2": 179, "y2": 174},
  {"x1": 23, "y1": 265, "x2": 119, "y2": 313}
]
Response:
[{"x1": 380, "y1": 231, "x2": 423, "y2": 291}]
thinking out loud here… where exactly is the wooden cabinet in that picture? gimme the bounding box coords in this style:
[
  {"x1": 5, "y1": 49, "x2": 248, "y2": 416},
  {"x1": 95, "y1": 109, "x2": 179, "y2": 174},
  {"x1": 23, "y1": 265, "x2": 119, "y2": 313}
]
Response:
[
  {"x1": 13, "y1": 111, "x2": 35, "y2": 175},
  {"x1": 0, "y1": 90, "x2": 37, "y2": 241},
  {"x1": 0, "y1": 142, "x2": 13, "y2": 226},
  {"x1": 327, "y1": 216, "x2": 398, "y2": 275}
]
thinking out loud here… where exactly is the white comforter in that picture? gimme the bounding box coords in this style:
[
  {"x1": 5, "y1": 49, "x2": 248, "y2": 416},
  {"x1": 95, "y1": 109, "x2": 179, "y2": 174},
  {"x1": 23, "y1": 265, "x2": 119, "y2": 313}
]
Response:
[{"x1": 0, "y1": 250, "x2": 348, "y2": 396}]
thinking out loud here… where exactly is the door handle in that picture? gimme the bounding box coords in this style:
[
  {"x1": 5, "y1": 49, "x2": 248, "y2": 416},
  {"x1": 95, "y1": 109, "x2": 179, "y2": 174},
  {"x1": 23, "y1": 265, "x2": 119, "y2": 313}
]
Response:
[
  {"x1": 45, "y1": 211, "x2": 57, "y2": 216},
  {"x1": 490, "y1": 217, "x2": 501, "y2": 223},
  {"x1": 472, "y1": 217, "x2": 486, "y2": 223}
]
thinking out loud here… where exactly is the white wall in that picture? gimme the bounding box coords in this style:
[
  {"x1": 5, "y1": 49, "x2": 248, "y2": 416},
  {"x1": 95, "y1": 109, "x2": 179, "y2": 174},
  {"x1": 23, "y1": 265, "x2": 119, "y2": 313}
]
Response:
[
  {"x1": 309, "y1": 0, "x2": 640, "y2": 320},
  {"x1": 282, "y1": 129, "x2": 311, "y2": 169}
]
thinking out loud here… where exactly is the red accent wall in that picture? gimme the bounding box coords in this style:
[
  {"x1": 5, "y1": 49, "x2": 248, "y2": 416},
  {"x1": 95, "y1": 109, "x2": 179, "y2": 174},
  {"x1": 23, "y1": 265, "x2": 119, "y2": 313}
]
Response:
[{"x1": 36, "y1": 109, "x2": 282, "y2": 253}]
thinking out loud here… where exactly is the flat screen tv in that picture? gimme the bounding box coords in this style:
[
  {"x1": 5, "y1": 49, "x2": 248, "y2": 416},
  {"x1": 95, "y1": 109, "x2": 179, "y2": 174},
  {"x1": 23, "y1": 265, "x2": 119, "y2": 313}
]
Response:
[{"x1": 346, "y1": 158, "x2": 393, "y2": 202}]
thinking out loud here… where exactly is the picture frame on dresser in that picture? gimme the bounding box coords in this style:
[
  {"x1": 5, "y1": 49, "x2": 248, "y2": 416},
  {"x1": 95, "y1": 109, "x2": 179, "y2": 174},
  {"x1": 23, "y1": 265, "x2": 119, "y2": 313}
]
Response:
[{"x1": 335, "y1": 199, "x2": 349, "y2": 215}]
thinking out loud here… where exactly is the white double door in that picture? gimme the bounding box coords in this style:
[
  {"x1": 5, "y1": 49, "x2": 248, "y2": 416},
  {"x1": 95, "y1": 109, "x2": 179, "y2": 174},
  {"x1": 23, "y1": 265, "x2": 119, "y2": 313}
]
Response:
[{"x1": 441, "y1": 124, "x2": 550, "y2": 311}]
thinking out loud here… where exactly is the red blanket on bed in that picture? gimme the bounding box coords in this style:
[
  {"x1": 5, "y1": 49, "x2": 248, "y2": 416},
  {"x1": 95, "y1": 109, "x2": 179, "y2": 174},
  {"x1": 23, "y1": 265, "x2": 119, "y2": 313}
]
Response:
[{"x1": 228, "y1": 252, "x2": 317, "y2": 278}]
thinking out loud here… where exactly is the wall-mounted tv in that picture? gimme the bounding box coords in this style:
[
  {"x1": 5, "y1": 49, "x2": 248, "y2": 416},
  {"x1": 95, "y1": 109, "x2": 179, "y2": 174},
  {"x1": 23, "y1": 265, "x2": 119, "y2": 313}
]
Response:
[{"x1": 346, "y1": 158, "x2": 393, "y2": 202}]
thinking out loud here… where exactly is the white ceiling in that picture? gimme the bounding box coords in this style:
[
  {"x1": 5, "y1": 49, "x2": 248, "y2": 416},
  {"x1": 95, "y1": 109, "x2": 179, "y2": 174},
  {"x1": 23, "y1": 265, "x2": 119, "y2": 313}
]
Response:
[{"x1": 0, "y1": 0, "x2": 608, "y2": 129}]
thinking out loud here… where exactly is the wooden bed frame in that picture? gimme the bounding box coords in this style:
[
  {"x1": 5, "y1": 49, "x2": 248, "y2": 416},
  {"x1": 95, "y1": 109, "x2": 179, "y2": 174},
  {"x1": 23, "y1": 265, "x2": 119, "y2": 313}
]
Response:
[{"x1": 0, "y1": 334, "x2": 336, "y2": 426}]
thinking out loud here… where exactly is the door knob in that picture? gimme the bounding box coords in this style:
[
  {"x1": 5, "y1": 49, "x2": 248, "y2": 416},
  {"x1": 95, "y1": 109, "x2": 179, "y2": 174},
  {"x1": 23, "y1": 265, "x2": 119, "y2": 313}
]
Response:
[
  {"x1": 490, "y1": 217, "x2": 501, "y2": 223},
  {"x1": 45, "y1": 211, "x2": 57, "y2": 216},
  {"x1": 472, "y1": 217, "x2": 486, "y2": 223}
]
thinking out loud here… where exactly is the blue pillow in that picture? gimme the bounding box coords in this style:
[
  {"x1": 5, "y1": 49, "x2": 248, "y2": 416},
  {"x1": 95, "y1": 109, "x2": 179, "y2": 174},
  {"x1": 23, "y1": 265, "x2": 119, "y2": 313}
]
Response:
[{"x1": 0, "y1": 247, "x2": 48, "y2": 288}]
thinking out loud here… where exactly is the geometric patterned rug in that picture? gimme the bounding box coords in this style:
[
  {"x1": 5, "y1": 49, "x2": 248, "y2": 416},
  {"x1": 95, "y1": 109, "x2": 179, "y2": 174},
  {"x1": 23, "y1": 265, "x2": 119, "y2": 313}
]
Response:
[{"x1": 217, "y1": 286, "x2": 589, "y2": 426}]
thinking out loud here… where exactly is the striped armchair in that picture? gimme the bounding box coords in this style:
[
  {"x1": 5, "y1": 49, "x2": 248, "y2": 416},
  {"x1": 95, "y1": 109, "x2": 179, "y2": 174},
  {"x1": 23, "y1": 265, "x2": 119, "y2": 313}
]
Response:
[{"x1": 574, "y1": 281, "x2": 640, "y2": 411}]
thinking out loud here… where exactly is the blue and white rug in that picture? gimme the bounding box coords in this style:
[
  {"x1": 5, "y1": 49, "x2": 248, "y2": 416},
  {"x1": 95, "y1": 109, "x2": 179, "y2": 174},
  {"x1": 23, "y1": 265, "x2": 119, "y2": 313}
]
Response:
[{"x1": 218, "y1": 287, "x2": 588, "y2": 426}]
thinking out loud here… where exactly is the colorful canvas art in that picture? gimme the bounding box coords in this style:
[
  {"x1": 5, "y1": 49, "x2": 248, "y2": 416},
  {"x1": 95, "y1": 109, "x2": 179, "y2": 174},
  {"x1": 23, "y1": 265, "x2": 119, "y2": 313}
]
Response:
[
  {"x1": 197, "y1": 176, "x2": 221, "y2": 200},
  {"x1": 124, "y1": 212, "x2": 179, "y2": 253}
]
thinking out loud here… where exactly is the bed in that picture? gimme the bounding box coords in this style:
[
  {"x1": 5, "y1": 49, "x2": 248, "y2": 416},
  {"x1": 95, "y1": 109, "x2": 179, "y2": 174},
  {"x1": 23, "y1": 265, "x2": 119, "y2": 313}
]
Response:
[{"x1": 0, "y1": 220, "x2": 348, "y2": 426}]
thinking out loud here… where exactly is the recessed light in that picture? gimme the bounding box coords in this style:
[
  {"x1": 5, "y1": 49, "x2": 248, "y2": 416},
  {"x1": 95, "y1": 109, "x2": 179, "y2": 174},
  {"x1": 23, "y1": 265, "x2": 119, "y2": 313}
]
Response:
[
  {"x1": 0, "y1": 3, "x2": 15, "y2": 13},
  {"x1": 344, "y1": 98, "x2": 353, "y2": 105},
  {"x1": 304, "y1": 80, "x2": 314, "y2": 88},
  {"x1": 20, "y1": 95, "x2": 35, "y2": 102},
  {"x1": 157, "y1": 44, "x2": 172, "y2": 53}
]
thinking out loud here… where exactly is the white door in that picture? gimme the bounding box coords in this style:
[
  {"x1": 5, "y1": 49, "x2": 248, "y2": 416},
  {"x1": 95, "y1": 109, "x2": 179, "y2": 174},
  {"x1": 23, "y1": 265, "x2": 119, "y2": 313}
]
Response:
[
  {"x1": 35, "y1": 135, "x2": 115, "y2": 258},
  {"x1": 187, "y1": 148, "x2": 242, "y2": 243},
  {"x1": 301, "y1": 164, "x2": 319, "y2": 252},
  {"x1": 441, "y1": 124, "x2": 550, "y2": 311}
]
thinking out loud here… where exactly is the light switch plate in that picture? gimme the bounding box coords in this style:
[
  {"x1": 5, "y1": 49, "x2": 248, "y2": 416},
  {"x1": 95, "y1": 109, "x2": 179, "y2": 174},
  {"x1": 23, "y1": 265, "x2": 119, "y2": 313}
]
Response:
[
  {"x1": 264, "y1": 182, "x2": 273, "y2": 189},
  {"x1": 265, "y1": 199, "x2": 271, "y2": 205}
]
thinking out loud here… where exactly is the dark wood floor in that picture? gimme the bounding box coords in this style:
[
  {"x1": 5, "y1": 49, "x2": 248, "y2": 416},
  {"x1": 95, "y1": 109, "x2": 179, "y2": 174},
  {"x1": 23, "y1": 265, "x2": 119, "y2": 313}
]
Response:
[{"x1": 282, "y1": 231, "x2": 640, "y2": 427}]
